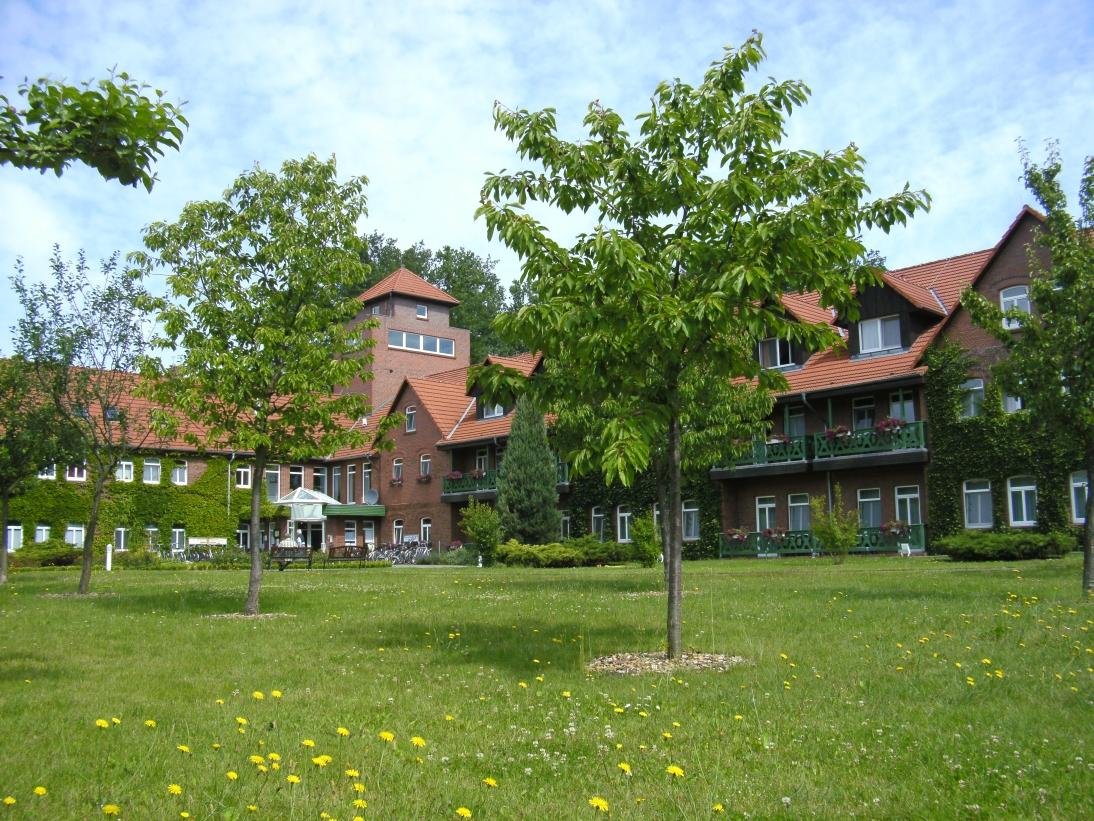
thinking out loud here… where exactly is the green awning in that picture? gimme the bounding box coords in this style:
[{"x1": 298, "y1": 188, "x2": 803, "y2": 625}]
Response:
[{"x1": 324, "y1": 504, "x2": 386, "y2": 517}]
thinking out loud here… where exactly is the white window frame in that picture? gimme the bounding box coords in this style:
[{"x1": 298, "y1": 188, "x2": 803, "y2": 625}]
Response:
[
  {"x1": 415, "y1": 304, "x2": 428, "y2": 320},
  {"x1": 115, "y1": 460, "x2": 134, "y2": 482},
  {"x1": 482, "y1": 402, "x2": 504, "y2": 419},
  {"x1": 235, "y1": 464, "x2": 252, "y2": 489},
  {"x1": 859, "y1": 315, "x2": 901, "y2": 353},
  {"x1": 113, "y1": 527, "x2": 129, "y2": 552},
  {"x1": 265, "y1": 465, "x2": 281, "y2": 500},
  {"x1": 758, "y1": 338, "x2": 793, "y2": 369},
  {"x1": 66, "y1": 463, "x2": 87, "y2": 482},
  {"x1": 363, "y1": 521, "x2": 376, "y2": 548},
  {"x1": 1007, "y1": 476, "x2": 1037, "y2": 527},
  {"x1": 420, "y1": 517, "x2": 432, "y2": 544},
  {"x1": 616, "y1": 505, "x2": 633, "y2": 543},
  {"x1": 756, "y1": 496, "x2": 776, "y2": 532},
  {"x1": 393, "y1": 519, "x2": 404, "y2": 544},
  {"x1": 1071, "y1": 471, "x2": 1088, "y2": 524},
  {"x1": 143, "y1": 458, "x2": 161, "y2": 485},
  {"x1": 392, "y1": 458, "x2": 404, "y2": 482},
  {"x1": 889, "y1": 388, "x2": 916, "y2": 422},
  {"x1": 64, "y1": 524, "x2": 85, "y2": 548},
  {"x1": 236, "y1": 525, "x2": 250, "y2": 551},
  {"x1": 387, "y1": 329, "x2": 455, "y2": 357},
  {"x1": 1000, "y1": 285, "x2": 1030, "y2": 330},
  {"x1": 332, "y1": 465, "x2": 342, "y2": 501},
  {"x1": 960, "y1": 379, "x2": 984, "y2": 418},
  {"x1": 590, "y1": 506, "x2": 605, "y2": 541},
  {"x1": 852, "y1": 397, "x2": 875, "y2": 431},
  {"x1": 788, "y1": 493, "x2": 811, "y2": 531},
  {"x1": 37, "y1": 464, "x2": 56, "y2": 480},
  {"x1": 475, "y1": 448, "x2": 489, "y2": 473},
  {"x1": 145, "y1": 526, "x2": 160, "y2": 551},
  {"x1": 170, "y1": 527, "x2": 187, "y2": 556},
  {"x1": 1003, "y1": 394, "x2": 1024, "y2": 413},
  {"x1": 786, "y1": 406, "x2": 805, "y2": 438},
  {"x1": 857, "y1": 488, "x2": 882, "y2": 528},
  {"x1": 311, "y1": 466, "x2": 327, "y2": 494},
  {"x1": 682, "y1": 500, "x2": 700, "y2": 542},
  {"x1": 5, "y1": 524, "x2": 23, "y2": 552},
  {"x1": 560, "y1": 511, "x2": 571, "y2": 540},
  {"x1": 35, "y1": 524, "x2": 50, "y2": 543},
  {"x1": 963, "y1": 479, "x2": 993, "y2": 529},
  {"x1": 171, "y1": 460, "x2": 188, "y2": 486},
  {"x1": 345, "y1": 520, "x2": 357, "y2": 546},
  {"x1": 346, "y1": 464, "x2": 356, "y2": 502},
  {"x1": 419, "y1": 454, "x2": 431, "y2": 477},
  {"x1": 405, "y1": 405, "x2": 417, "y2": 432},
  {"x1": 289, "y1": 464, "x2": 304, "y2": 490},
  {"x1": 362, "y1": 460, "x2": 372, "y2": 496},
  {"x1": 895, "y1": 485, "x2": 922, "y2": 526}
]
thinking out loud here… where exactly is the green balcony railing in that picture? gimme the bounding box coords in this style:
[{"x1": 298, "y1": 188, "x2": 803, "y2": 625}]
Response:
[
  {"x1": 730, "y1": 435, "x2": 809, "y2": 468},
  {"x1": 855, "y1": 523, "x2": 926, "y2": 551},
  {"x1": 812, "y1": 420, "x2": 926, "y2": 460},
  {"x1": 719, "y1": 523, "x2": 926, "y2": 557},
  {"x1": 442, "y1": 470, "x2": 498, "y2": 495}
]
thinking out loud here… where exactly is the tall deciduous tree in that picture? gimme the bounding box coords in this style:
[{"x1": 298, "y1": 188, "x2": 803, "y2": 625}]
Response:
[
  {"x1": 496, "y1": 395, "x2": 560, "y2": 544},
  {"x1": 135, "y1": 155, "x2": 389, "y2": 616},
  {"x1": 12, "y1": 250, "x2": 154, "y2": 593},
  {"x1": 1, "y1": 71, "x2": 187, "y2": 190},
  {"x1": 962, "y1": 144, "x2": 1093, "y2": 592},
  {"x1": 474, "y1": 33, "x2": 929, "y2": 657}
]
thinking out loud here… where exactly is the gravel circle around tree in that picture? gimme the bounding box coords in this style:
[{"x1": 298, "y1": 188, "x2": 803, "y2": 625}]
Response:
[{"x1": 586, "y1": 651, "x2": 748, "y2": 676}]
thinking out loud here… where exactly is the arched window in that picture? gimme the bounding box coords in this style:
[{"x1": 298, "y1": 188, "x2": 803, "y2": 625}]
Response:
[
  {"x1": 405, "y1": 405, "x2": 417, "y2": 432},
  {"x1": 420, "y1": 518, "x2": 432, "y2": 544},
  {"x1": 393, "y1": 519, "x2": 404, "y2": 544},
  {"x1": 392, "y1": 458, "x2": 404, "y2": 482}
]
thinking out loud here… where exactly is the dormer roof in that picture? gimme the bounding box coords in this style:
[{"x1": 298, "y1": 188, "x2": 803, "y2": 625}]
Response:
[{"x1": 358, "y1": 267, "x2": 460, "y2": 306}]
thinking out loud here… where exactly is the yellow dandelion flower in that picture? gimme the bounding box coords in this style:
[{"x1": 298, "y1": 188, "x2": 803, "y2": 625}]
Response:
[
  {"x1": 268, "y1": 752, "x2": 281, "y2": 762},
  {"x1": 271, "y1": 690, "x2": 283, "y2": 698},
  {"x1": 102, "y1": 805, "x2": 120, "y2": 816},
  {"x1": 734, "y1": 715, "x2": 744, "y2": 721},
  {"x1": 456, "y1": 808, "x2": 472, "y2": 818},
  {"x1": 588, "y1": 796, "x2": 610, "y2": 813},
  {"x1": 257, "y1": 764, "x2": 268, "y2": 774},
  {"x1": 311, "y1": 755, "x2": 333, "y2": 767},
  {"x1": 666, "y1": 764, "x2": 685, "y2": 778},
  {"x1": 354, "y1": 817, "x2": 365, "y2": 821},
  {"x1": 535, "y1": 675, "x2": 544, "y2": 682},
  {"x1": 33, "y1": 787, "x2": 47, "y2": 797},
  {"x1": 215, "y1": 699, "x2": 225, "y2": 705},
  {"x1": 212, "y1": 742, "x2": 222, "y2": 750},
  {"x1": 226, "y1": 771, "x2": 239, "y2": 781},
  {"x1": 378, "y1": 730, "x2": 395, "y2": 743},
  {"x1": 613, "y1": 707, "x2": 624, "y2": 714},
  {"x1": 618, "y1": 761, "x2": 632, "y2": 774},
  {"x1": 249, "y1": 755, "x2": 265, "y2": 765},
  {"x1": 353, "y1": 782, "x2": 366, "y2": 793},
  {"x1": 353, "y1": 798, "x2": 368, "y2": 808},
  {"x1": 345, "y1": 768, "x2": 360, "y2": 778},
  {"x1": 445, "y1": 714, "x2": 455, "y2": 721},
  {"x1": 111, "y1": 717, "x2": 121, "y2": 725},
  {"x1": 247, "y1": 805, "x2": 258, "y2": 813},
  {"x1": 336, "y1": 726, "x2": 350, "y2": 737},
  {"x1": 662, "y1": 731, "x2": 672, "y2": 739},
  {"x1": 286, "y1": 774, "x2": 301, "y2": 784},
  {"x1": 638, "y1": 710, "x2": 649, "y2": 717},
  {"x1": 411, "y1": 735, "x2": 426, "y2": 748},
  {"x1": 483, "y1": 777, "x2": 498, "y2": 788},
  {"x1": 518, "y1": 681, "x2": 528, "y2": 689},
  {"x1": 167, "y1": 784, "x2": 183, "y2": 796},
  {"x1": 713, "y1": 802, "x2": 725, "y2": 812},
  {"x1": 672, "y1": 721, "x2": 681, "y2": 727},
  {"x1": 144, "y1": 719, "x2": 157, "y2": 728},
  {"x1": 95, "y1": 718, "x2": 110, "y2": 729},
  {"x1": 562, "y1": 691, "x2": 571, "y2": 698},
  {"x1": 235, "y1": 717, "x2": 248, "y2": 726},
  {"x1": 302, "y1": 738, "x2": 316, "y2": 748},
  {"x1": 180, "y1": 814, "x2": 191, "y2": 819},
  {"x1": 177, "y1": 745, "x2": 191, "y2": 754},
  {"x1": 2, "y1": 796, "x2": 15, "y2": 806},
  {"x1": 252, "y1": 691, "x2": 264, "y2": 700}
]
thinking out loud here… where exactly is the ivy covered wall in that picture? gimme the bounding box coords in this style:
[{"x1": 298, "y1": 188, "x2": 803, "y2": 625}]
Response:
[
  {"x1": 924, "y1": 344, "x2": 1077, "y2": 539},
  {"x1": 8, "y1": 455, "x2": 269, "y2": 552},
  {"x1": 561, "y1": 469, "x2": 721, "y2": 560}
]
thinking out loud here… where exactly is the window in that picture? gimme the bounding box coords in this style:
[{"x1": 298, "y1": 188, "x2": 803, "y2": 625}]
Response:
[
  {"x1": 482, "y1": 402, "x2": 504, "y2": 419},
  {"x1": 758, "y1": 338, "x2": 794, "y2": 369},
  {"x1": 420, "y1": 517, "x2": 432, "y2": 544},
  {"x1": 1071, "y1": 471, "x2": 1089, "y2": 524},
  {"x1": 115, "y1": 460, "x2": 134, "y2": 482},
  {"x1": 963, "y1": 480, "x2": 992, "y2": 529},
  {"x1": 616, "y1": 505, "x2": 633, "y2": 543},
  {"x1": 858, "y1": 315, "x2": 901, "y2": 353},
  {"x1": 387, "y1": 329, "x2": 455, "y2": 356},
  {"x1": 362, "y1": 460, "x2": 373, "y2": 495},
  {"x1": 788, "y1": 493, "x2": 811, "y2": 531},
  {"x1": 171, "y1": 460, "x2": 188, "y2": 486},
  {"x1": 858, "y1": 488, "x2": 882, "y2": 528},
  {"x1": 392, "y1": 458, "x2": 404, "y2": 482},
  {"x1": 591, "y1": 506, "x2": 605, "y2": 541},
  {"x1": 393, "y1": 519, "x2": 404, "y2": 544},
  {"x1": 266, "y1": 465, "x2": 281, "y2": 500},
  {"x1": 1003, "y1": 394, "x2": 1024, "y2": 413},
  {"x1": 332, "y1": 466, "x2": 342, "y2": 501},
  {"x1": 560, "y1": 511, "x2": 571, "y2": 540},
  {"x1": 1000, "y1": 285, "x2": 1030, "y2": 330},
  {"x1": 416, "y1": 304, "x2": 428, "y2": 320},
  {"x1": 475, "y1": 448, "x2": 489, "y2": 473},
  {"x1": 235, "y1": 464, "x2": 252, "y2": 489},
  {"x1": 682, "y1": 500, "x2": 700, "y2": 541},
  {"x1": 171, "y1": 527, "x2": 187, "y2": 556},
  {"x1": 38, "y1": 464, "x2": 56, "y2": 480},
  {"x1": 347, "y1": 464, "x2": 356, "y2": 502},
  {"x1": 960, "y1": 379, "x2": 984, "y2": 418},
  {"x1": 405, "y1": 405, "x2": 417, "y2": 432},
  {"x1": 312, "y1": 467, "x2": 327, "y2": 495},
  {"x1": 64, "y1": 524, "x2": 85, "y2": 548},
  {"x1": 104, "y1": 406, "x2": 120, "y2": 421},
  {"x1": 289, "y1": 465, "x2": 304, "y2": 490},
  {"x1": 143, "y1": 458, "x2": 161, "y2": 484},
  {"x1": 363, "y1": 521, "x2": 376, "y2": 548},
  {"x1": 895, "y1": 485, "x2": 922, "y2": 526},
  {"x1": 1007, "y1": 476, "x2": 1037, "y2": 527},
  {"x1": 889, "y1": 389, "x2": 916, "y2": 422},
  {"x1": 236, "y1": 525, "x2": 250, "y2": 551},
  {"x1": 370, "y1": 304, "x2": 381, "y2": 316},
  {"x1": 419, "y1": 454, "x2": 431, "y2": 477},
  {"x1": 786, "y1": 406, "x2": 805, "y2": 438},
  {"x1": 113, "y1": 527, "x2": 128, "y2": 552},
  {"x1": 345, "y1": 520, "x2": 357, "y2": 546},
  {"x1": 5, "y1": 524, "x2": 22, "y2": 552},
  {"x1": 145, "y1": 526, "x2": 160, "y2": 551},
  {"x1": 756, "y1": 496, "x2": 776, "y2": 532},
  {"x1": 852, "y1": 397, "x2": 875, "y2": 431},
  {"x1": 66, "y1": 463, "x2": 87, "y2": 482},
  {"x1": 35, "y1": 524, "x2": 50, "y2": 543}
]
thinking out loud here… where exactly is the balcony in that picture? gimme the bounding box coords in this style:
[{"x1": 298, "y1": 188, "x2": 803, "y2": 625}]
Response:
[
  {"x1": 718, "y1": 524, "x2": 926, "y2": 558},
  {"x1": 813, "y1": 420, "x2": 926, "y2": 459},
  {"x1": 712, "y1": 435, "x2": 810, "y2": 478}
]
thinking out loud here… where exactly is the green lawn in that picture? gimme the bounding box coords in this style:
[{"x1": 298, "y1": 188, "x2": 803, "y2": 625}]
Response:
[{"x1": 0, "y1": 555, "x2": 1091, "y2": 819}]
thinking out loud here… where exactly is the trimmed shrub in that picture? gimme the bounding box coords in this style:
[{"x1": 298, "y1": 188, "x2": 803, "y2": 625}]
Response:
[
  {"x1": 497, "y1": 540, "x2": 583, "y2": 568},
  {"x1": 460, "y1": 499, "x2": 502, "y2": 566},
  {"x1": 431, "y1": 547, "x2": 479, "y2": 566},
  {"x1": 934, "y1": 530, "x2": 1075, "y2": 561},
  {"x1": 629, "y1": 512, "x2": 661, "y2": 567},
  {"x1": 114, "y1": 549, "x2": 166, "y2": 569},
  {"x1": 8, "y1": 539, "x2": 80, "y2": 568}
]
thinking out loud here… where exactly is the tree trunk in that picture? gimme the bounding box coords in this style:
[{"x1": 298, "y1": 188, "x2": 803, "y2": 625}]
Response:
[
  {"x1": 654, "y1": 452, "x2": 671, "y2": 584},
  {"x1": 0, "y1": 491, "x2": 10, "y2": 585},
  {"x1": 665, "y1": 414, "x2": 684, "y2": 658},
  {"x1": 78, "y1": 471, "x2": 108, "y2": 594},
  {"x1": 1083, "y1": 444, "x2": 1093, "y2": 594},
  {"x1": 244, "y1": 449, "x2": 267, "y2": 615}
]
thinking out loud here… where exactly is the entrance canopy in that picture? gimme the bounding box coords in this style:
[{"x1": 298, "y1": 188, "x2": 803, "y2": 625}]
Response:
[{"x1": 275, "y1": 487, "x2": 341, "y2": 522}]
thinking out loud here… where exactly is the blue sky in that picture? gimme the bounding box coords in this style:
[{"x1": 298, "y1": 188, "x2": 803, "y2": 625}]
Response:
[{"x1": 1, "y1": 0, "x2": 1090, "y2": 353}]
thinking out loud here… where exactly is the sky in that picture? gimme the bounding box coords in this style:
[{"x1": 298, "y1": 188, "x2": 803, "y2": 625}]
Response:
[{"x1": 1, "y1": 0, "x2": 1091, "y2": 353}]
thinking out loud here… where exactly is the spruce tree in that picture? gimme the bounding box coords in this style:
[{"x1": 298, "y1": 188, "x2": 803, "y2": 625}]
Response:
[{"x1": 496, "y1": 396, "x2": 560, "y2": 544}]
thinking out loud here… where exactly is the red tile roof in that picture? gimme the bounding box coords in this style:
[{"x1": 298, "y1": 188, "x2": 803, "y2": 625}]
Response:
[
  {"x1": 357, "y1": 268, "x2": 459, "y2": 306},
  {"x1": 484, "y1": 352, "x2": 542, "y2": 377}
]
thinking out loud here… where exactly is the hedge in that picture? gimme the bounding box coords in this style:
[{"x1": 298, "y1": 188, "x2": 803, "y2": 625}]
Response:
[{"x1": 933, "y1": 530, "x2": 1076, "y2": 561}]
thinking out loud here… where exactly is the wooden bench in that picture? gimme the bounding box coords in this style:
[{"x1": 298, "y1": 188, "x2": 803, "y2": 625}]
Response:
[
  {"x1": 323, "y1": 544, "x2": 372, "y2": 566},
  {"x1": 267, "y1": 544, "x2": 313, "y2": 570}
]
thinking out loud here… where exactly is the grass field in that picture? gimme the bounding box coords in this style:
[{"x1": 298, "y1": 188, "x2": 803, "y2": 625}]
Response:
[{"x1": 0, "y1": 554, "x2": 1091, "y2": 819}]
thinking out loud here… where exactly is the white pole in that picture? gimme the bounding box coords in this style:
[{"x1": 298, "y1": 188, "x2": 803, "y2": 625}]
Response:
[{"x1": 105, "y1": 543, "x2": 113, "y2": 572}]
